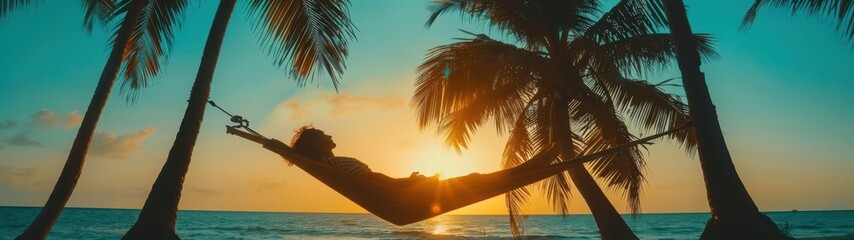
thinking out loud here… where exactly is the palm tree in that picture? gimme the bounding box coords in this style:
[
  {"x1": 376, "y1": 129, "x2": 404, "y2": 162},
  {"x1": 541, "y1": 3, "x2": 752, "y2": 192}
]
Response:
[
  {"x1": 122, "y1": 0, "x2": 356, "y2": 238},
  {"x1": 660, "y1": 0, "x2": 788, "y2": 238},
  {"x1": 417, "y1": 0, "x2": 713, "y2": 238},
  {"x1": 742, "y1": 0, "x2": 854, "y2": 47},
  {"x1": 2, "y1": 1, "x2": 185, "y2": 239}
]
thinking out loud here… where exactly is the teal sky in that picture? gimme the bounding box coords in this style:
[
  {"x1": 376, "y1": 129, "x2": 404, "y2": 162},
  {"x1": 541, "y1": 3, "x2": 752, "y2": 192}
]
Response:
[{"x1": 0, "y1": 1, "x2": 852, "y2": 214}]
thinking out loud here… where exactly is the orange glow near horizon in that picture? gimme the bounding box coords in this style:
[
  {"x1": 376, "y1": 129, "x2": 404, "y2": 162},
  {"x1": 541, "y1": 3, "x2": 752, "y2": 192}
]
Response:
[{"x1": 403, "y1": 144, "x2": 485, "y2": 179}]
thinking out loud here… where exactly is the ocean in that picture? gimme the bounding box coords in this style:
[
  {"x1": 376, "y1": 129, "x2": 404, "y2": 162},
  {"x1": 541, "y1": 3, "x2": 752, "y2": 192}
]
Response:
[{"x1": 1, "y1": 207, "x2": 852, "y2": 239}]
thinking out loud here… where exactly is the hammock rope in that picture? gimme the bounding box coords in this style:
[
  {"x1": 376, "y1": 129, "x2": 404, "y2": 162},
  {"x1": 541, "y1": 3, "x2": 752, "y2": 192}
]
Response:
[
  {"x1": 208, "y1": 100, "x2": 265, "y2": 138},
  {"x1": 210, "y1": 99, "x2": 692, "y2": 225}
]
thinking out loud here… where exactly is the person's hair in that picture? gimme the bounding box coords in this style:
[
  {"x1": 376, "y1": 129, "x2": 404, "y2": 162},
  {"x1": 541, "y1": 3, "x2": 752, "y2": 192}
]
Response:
[{"x1": 290, "y1": 124, "x2": 327, "y2": 160}]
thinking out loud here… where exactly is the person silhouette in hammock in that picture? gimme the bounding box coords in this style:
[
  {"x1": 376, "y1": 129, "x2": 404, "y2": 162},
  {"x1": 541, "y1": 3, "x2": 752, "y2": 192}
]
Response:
[
  {"x1": 230, "y1": 123, "x2": 682, "y2": 225},
  {"x1": 288, "y1": 125, "x2": 434, "y2": 178},
  {"x1": 286, "y1": 125, "x2": 561, "y2": 180}
]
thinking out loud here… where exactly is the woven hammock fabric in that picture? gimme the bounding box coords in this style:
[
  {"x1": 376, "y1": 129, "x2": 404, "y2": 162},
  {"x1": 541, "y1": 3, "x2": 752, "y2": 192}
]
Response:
[{"x1": 228, "y1": 125, "x2": 686, "y2": 225}]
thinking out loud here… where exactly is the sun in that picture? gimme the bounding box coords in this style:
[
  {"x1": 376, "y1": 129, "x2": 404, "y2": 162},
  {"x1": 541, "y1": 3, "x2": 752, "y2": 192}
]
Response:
[{"x1": 404, "y1": 144, "x2": 482, "y2": 179}]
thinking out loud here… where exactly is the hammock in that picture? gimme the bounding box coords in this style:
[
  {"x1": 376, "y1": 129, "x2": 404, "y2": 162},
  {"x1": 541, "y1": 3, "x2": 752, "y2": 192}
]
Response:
[{"x1": 227, "y1": 125, "x2": 688, "y2": 226}]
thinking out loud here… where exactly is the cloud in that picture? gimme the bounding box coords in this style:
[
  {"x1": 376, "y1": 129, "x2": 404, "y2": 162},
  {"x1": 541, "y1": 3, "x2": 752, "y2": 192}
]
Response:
[
  {"x1": 3, "y1": 132, "x2": 44, "y2": 147},
  {"x1": 29, "y1": 109, "x2": 83, "y2": 130},
  {"x1": 323, "y1": 93, "x2": 405, "y2": 116},
  {"x1": 88, "y1": 126, "x2": 156, "y2": 159},
  {"x1": 0, "y1": 165, "x2": 41, "y2": 191},
  {"x1": 266, "y1": 93, "x2": 407, "y2": 130},
  {"x1": 285, "y1": 101, "x2": 312, "y2": 121},
  {"x1": 250, "y1": 178, "x2": 287, "y2": 192},
  {"x1": 0, "y1": 120, "x2": 17, "y2": 130},
  {"x1": 396, "y1": 141, "x2": 414, "y2": 150},
  {"x1": 30, "y1": 109, "x2": 59, "y2": 128},
  {"x1": 188, "y1": 187, "x2": 221, "y2": 196},
  {"x1": 126, "y1": 186, "x2": 150, "y2": 199},
  {"x1": 63, "y1": 111, "x2": 83, "y2": 129}
]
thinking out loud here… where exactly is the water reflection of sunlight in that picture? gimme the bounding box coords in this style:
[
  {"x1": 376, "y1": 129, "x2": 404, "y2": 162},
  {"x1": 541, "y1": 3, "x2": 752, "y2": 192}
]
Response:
[{"x1": 431, "y1": 224, "x2": 448, "y2": 235}]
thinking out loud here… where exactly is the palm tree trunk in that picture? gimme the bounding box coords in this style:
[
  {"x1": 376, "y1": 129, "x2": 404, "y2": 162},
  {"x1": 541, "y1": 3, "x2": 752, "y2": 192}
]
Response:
[
  {"x1": 568, "y1": 167, "x2": 638, "y2": 239},
  {"x1": 123, "y1": 0, "x2": 236, "y2": 239},
  {"x1": 15, "y1": 1, "x2": 146, "y2": 239},
  {"x1": 551, "y1": 94, "x2": 638, "y2": 240},
  {"x1": 661, "y1": 0, "x2": 788, "y2": 238}
]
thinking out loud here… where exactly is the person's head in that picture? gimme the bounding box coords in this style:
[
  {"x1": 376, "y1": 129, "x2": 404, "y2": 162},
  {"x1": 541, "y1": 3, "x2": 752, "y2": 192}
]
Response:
[{"x1": 290, "y1": 125, "x2": 336, "y2": 160}]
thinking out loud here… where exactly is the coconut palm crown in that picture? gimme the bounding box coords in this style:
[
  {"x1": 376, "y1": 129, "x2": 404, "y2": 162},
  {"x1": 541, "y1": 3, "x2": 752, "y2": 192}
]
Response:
[{"x1": 414, "y1": 0, "x2": 715, "y2": 236}]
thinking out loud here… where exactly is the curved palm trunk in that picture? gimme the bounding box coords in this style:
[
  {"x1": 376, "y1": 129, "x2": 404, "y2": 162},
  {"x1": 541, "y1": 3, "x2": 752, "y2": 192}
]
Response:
[
  {"x1": 123, "y1": 0, "x2": 236, "y2": 239},
  {"x1": 15, "y1": 1, "x2": 146, "y2": 239},
  {"x1": 568, "y1": 167, "x2": 638, "y2": 239},
  {"x1": 551, "y1": 94, "x2": 638, "y2": 240},
  {"x1": 661, "y1": 0, "x2": 787, "y2": 238}
]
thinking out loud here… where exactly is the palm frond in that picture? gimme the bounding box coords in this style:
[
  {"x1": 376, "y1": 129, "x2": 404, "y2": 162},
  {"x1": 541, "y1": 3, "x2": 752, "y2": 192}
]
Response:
[
  {"x1": 412, "y1": 35, "x2": 550, "y2": 150},
  {"x1": 742, "y1": 0, "x2": 854, "y2": 44},
  {"x1": 1, "y1": 0, "x2": 115, "y2": 29},
  {"x1": 579, "y1": 126, "x2": 644, "y2": 214},
  {"x1": 82, "y1": 0, "x2": 115, "y2": 32},
  {"x1": 248, "y1": 0, "x2": 357, "y2": 89},
  {"x1": 0, "y1": 0, "x2": 31, "y2": 19},
  {"x1": 540, "y1": 170, "x2": 574, "y2": 215},
  {"x1": 500, "y1": 85, "x2": 581, "y2": 224},
  {"x1": 436, "y1": 70, "x2": 535, "y2": 151},
  {"x1": 505, "y1": 188, "x2": 530, "y2": 239},
  {"x1": 425, "y1": 0, "x2": 468, "y2": 28},
  {"x1": 531, "y1": 99, "x2": 553, "y2": 150},
  {"x1": 574, "y1": 33, "x2": 703, "y2": 152},
  {"x1": 114, "y1": 0, "x2": 187, "y2": 101},
  {"x1": 582, "y1": 0, "x2": 667, "y2": 45},
  {"x1": 604, "y1": 76, "x2": 696, "y2": 152},
  {"x1": 577, "y1": 33, "x2": 716, "y2": 77},
  {"x1": 503, "y1": 98, "x2": 539, "y2": 169},
  {"x1": 426, "y1": 0, "x2": 601, "y2": 50},
  {"x1": 571, "y1": 86, "x2": 645, "y2": 214},
  {"x1": 426, "y1": 0, "x2": 543, "y2": 45},
  {"x1": 536, "y1": 99, "x2": 584, "y2": 217},
  {"x1": 504, "y1": 125, "x2": 533, "y2": 239}
]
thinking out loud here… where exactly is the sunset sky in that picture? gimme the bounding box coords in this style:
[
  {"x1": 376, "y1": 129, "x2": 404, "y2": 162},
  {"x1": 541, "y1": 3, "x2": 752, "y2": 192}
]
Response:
[{"x1": 1, "y1": 0, "x2": 852, "y2": 217}]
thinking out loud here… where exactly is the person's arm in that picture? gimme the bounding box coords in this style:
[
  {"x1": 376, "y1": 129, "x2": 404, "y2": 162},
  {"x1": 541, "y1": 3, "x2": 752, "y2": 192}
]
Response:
[
  {"x1": 226, "y1": 126, "x2": 269, "y2": 144},
  {"x1": 262, "y1": 139, "x2": 291, "y2": 157}
]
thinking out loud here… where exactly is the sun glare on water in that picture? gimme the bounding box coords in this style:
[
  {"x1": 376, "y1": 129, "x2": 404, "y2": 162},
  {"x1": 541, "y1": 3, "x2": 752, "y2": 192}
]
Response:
[{"x1": 431, "y1": 224, "x2": 448, "y2": 235}]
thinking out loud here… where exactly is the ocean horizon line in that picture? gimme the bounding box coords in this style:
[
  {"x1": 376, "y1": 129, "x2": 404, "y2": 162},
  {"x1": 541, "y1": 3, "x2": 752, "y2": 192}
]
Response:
[
  {"x1": 2, "y1": 205, "x2": 850, "y2": 216},
  {"x1": 4, "y1": 206, "x2": 852, "y2": 239}
]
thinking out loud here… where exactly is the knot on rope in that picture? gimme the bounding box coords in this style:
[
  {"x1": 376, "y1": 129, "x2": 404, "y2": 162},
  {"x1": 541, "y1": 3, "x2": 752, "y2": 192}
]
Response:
[
  {"x1": 208, "y1": 99, "x2": 265, "y2": 138},
  {"x1": 230, "y1": 115, "x2": 250, "y2": 128}
]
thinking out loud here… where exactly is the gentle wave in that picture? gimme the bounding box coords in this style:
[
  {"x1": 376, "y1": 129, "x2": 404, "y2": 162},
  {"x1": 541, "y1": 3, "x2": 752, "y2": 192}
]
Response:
[
  {"x1": 198, "y1": 226, "x2": 293, "y2": 233},
  {"x1": 389, "y1": 230, "x2": 466, "y2": 239},
  {"x1": 389, "y1": 230, "x2": 575, "y2": 240}
]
